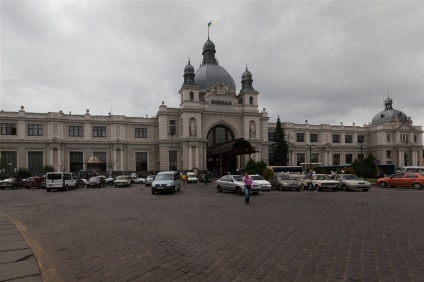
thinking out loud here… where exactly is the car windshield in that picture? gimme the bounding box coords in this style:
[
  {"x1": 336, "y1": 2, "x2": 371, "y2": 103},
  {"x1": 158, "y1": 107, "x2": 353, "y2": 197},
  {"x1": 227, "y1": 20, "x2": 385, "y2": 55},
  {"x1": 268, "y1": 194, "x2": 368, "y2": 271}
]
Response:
[
  {"x1": 251, "y1": 175, "x2": 264, "y2": 180},
  {"x1": 116, "y1": 176, "x2": 127, "y2": 180},
  {"x1": 314, "y1": 175, "x2": 331, "y2": 180},
  {"x1": 233, "y1": 176, "x2": 243, "y2": 181},
  {"x1": 156, "y1": 174, "x2": 173, "y2": 180},
  {"x1": 342, "y1": 174, "x2": 361, "y2": 180},
  {"x1": 279, "y1": 175, "x2": 292, "y2": 180},
  {"x1": 47, "y1": 173, "x2": 63, "y2": 180},
  {"x1": 89, "y1": 177, "x2": 100, "y2": 181}
]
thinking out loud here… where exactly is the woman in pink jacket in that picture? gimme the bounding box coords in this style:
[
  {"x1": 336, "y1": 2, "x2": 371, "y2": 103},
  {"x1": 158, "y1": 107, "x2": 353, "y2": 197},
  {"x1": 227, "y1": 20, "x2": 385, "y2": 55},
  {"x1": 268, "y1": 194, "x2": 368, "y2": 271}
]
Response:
[{"x1": 243, "y1": 172, "x2": 252, "y2": 204}]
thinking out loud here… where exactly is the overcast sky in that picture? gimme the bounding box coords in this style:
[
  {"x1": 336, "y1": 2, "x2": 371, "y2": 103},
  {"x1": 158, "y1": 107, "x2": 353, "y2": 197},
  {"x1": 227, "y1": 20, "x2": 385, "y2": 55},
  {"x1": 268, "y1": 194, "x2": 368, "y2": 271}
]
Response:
[{"x1": 1, "y1": 0, "x2": 423, "y2": 128}]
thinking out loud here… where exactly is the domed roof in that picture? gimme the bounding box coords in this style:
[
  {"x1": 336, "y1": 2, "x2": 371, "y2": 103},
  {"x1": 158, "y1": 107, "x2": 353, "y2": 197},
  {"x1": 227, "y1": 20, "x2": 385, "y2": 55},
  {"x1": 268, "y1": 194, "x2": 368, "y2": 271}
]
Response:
[
  {"x1": 194, "y1": 37, "x2": 236, "y2": 93},
  {"x1": 184, "y1": 60, "x2": 195, "y2": 74},
  {"x1": 371, "y1": 97, "x2": 408, "y2": 125},
  {"x1": 195, "y1": 64, "x2": 236, "y2": 93},
  {"x1": 242, "y1": 68, "x2": 252, "y2": 80}
]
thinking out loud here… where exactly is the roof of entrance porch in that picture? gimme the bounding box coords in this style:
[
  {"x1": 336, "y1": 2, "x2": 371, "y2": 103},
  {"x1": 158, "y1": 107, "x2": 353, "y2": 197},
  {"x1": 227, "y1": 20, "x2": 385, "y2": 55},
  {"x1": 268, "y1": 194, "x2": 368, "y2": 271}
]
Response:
[{"x1": 207, "y1": 138, "x2": 257, "y2": 156}]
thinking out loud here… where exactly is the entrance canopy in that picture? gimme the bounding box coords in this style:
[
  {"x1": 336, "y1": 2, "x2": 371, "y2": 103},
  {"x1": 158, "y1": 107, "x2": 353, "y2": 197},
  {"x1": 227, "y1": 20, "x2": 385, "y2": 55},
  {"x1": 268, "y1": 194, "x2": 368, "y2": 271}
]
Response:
[{"x1": 208, "y1": 138, "x2": 257, "y2": 156}]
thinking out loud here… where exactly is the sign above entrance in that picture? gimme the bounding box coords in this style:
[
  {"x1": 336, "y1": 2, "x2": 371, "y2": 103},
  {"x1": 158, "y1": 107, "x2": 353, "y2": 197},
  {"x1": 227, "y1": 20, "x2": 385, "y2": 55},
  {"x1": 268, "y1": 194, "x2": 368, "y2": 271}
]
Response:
[{"x1": 211, "y1": 100, "x2": 232, "y2": 106}]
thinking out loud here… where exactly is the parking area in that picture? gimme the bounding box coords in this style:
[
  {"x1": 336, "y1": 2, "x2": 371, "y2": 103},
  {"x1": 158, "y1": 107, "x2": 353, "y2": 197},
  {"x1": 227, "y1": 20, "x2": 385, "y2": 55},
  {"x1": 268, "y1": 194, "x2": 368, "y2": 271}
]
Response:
[{"x1": 1, "y1": 183, "x2": 424, "y2": 281}]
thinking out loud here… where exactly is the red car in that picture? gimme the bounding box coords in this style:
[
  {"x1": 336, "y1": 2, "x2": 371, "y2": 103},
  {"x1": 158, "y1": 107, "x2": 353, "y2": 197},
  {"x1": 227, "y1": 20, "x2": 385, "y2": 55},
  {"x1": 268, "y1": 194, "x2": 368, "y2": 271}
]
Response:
[
  {"x1": 376, "y1": 173, "x2": 424, "y2": 189},
  {"x1": 22, "y1": 176, "x2": 43, "y2": 189}
]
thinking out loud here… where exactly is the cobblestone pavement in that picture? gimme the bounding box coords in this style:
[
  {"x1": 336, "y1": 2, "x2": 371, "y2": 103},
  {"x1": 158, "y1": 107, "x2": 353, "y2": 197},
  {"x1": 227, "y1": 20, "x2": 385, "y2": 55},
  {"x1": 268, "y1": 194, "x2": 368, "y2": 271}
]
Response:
[{"x1": 0, "y1": 183, "x2": 423, "y2": 282}]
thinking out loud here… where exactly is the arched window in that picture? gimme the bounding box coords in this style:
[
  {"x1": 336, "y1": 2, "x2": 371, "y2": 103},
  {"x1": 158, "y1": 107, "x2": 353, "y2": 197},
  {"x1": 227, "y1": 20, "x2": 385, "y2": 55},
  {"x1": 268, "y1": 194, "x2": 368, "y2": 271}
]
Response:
[
  {"x1": 207, "y1": 125, "x2": 234, "y2": 147},
  {"x1": 249, "y1": 96, "x2": 253, "y2": 105},
  {"x1": 189, "y1": 92, "x2": 194, "y2": 101}
]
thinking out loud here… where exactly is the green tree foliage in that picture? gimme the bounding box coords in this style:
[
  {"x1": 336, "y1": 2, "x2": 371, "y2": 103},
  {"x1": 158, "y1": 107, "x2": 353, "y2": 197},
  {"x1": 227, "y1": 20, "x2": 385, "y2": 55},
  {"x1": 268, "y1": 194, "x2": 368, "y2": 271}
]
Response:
[
  {"x1": 257, "y1": 160, "x2": 267, "y2": 176},
  {"x1": 271, "y1": 116, "x2": 289, "y2": 165},
  {"x1": 43, "y1": 165, "x2": 55, "y2": 174},
  {"x1": 351, "y1": 153, "x2": 377, "y2": 178},
  {"x1": 262, "y1": 168, "x2": 274, "y2": 180},
  {"x1": 245, "y1": 159, "x2": 257, "y2": 174},
  {"x1": 17, "y1": 167, "x2": 31, "y2": 179}
]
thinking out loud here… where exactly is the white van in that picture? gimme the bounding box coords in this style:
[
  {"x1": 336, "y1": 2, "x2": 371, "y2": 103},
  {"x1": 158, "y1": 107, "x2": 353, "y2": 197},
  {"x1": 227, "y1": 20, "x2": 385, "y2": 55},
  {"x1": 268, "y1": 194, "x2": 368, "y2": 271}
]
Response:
[
  {"x1": 151, "y1": 171, "x2": 181, "y2": 194},
  {"x1": 45, "y1": 172, "x2": 77, "y2": 192},
  {"x1": 397, "y1": 166, "x2": 424, "y2": 173}
]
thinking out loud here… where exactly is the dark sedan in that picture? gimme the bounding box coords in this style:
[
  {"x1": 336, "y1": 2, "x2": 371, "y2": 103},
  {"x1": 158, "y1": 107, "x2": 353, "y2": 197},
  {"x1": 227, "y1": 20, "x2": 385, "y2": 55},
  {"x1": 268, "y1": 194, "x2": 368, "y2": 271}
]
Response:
[
  {"x1": 22, "y1": 176, "x2": 43, "y2": 189},
  {"x1": 87, "y1": 176, "x2": 106, "y2": 188},
  {"x1": 268, "y1": 174, "x2": 302, "y2": 191}
]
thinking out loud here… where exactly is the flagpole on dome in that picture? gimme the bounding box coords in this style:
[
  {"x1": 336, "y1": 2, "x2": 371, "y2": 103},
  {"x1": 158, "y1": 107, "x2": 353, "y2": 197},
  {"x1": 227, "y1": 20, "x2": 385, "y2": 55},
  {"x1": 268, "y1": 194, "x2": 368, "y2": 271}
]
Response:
[{"x1": 208, "y1": 21, "x2": 212, "y2": 38}]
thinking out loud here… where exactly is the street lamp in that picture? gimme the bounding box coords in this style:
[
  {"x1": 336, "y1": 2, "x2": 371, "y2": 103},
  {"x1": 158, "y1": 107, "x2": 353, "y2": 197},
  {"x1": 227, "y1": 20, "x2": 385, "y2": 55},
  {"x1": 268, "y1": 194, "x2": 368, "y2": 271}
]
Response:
[
  {"x1": 356, "y1": 142, "x2": 365, "y2": 160},
  {"x1": 305, "y1": 144, "x2": 315, "y2": 171}
]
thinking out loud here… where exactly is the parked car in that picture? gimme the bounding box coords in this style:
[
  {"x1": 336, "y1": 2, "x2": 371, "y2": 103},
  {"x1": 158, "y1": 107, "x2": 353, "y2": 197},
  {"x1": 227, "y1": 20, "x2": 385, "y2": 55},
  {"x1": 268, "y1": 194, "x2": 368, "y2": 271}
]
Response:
[
  {"x1": 329, "y1": 174, "x2": 371, "y2": 191},
  {"x1": 87, "y1": 176, "x2": 106, "y2": 188},
  {"x1": 186, "y1": 172, "x2": 198, "y2": 183},
  {"x1": 250, "y1": 174, "x2": 272, "y2": 191},
  {"x1": 21, "y1": 176, "x2": 44, "y2": 189},
  {"x1": 268, "y1": 174, "x2": 302, "y2": 191},
  {"x1": 376, "y1": 173, "x2": 424, "y2": 189},
  {"x1": 0, "y1": 178, "x2": 23, "y2": 190},
  {"x1": 114, "y1": 175, "x2": 132, "y2": 187},
  {"x1": 300, "y1": 174, "x2": 339, "y2": 191},
  {"x1": 136, "y1": 177, "x2": 146, "y2": 184},
  {"x1": 105, "y1": 177, "x2": 115, "y2": 186},
  {"x1": 145, "y1": 175, "x2": 156, "y2": 187},
  {"x1": 216, "y1": 175, "x2": 261, "y2": 195},
  {"x1": 75, "y1": 178, "x2": 86, "y2": 188}
]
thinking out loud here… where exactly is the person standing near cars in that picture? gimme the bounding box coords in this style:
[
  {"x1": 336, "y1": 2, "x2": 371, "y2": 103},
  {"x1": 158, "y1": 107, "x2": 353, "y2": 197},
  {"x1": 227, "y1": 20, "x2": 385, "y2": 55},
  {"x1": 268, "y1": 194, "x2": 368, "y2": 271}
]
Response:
[{"x1": 243, "y1": 172, "x2": 252, "y2": 204}]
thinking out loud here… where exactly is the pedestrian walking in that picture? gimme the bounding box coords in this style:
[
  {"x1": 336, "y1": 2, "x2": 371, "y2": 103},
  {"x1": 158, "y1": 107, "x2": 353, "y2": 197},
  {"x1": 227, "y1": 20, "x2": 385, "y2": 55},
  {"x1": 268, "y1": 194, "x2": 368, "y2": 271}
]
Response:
[
  {"x1": 181, "y1": 174, "x2": 187, "y2": 185},
  {"x1": 204, "y1": 172, "x2": 209, "y2": 185},
  {"x1": 243, "y1": 172, "x2": 252, "y2": 204}
]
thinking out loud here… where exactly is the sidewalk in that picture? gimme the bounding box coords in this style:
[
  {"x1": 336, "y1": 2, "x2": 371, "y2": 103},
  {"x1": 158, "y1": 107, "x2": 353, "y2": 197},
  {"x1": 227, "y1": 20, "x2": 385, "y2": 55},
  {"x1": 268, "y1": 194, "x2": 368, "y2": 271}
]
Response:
[{"x1": 0, "y1": 215, "x2": 42, "y2": 282}]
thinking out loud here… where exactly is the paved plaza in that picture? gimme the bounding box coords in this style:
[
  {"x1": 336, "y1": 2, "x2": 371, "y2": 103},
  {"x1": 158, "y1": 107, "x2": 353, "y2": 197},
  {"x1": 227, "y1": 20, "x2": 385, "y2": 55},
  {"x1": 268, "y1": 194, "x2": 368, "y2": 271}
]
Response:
[{"x1": 1, "y1": 183, "x2": 423, "y2": 281}]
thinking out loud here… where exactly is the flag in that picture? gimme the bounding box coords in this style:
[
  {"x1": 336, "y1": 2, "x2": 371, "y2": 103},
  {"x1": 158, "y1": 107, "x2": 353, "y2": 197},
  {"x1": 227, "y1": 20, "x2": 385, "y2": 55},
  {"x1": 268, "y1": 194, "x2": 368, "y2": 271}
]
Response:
[{"x1": 208, "y1": 21, "x2": 212, "y2": 28}]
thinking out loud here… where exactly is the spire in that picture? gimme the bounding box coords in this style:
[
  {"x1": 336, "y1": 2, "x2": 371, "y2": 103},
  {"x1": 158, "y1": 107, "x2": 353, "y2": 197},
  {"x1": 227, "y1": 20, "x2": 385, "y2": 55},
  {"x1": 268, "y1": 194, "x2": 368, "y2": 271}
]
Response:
[
  {"x1": 183, "y1": 59, "x2": 195, "y2": 85},
  {"x1": 241, "y1": 65, "x2": 254, "y2": 92}
]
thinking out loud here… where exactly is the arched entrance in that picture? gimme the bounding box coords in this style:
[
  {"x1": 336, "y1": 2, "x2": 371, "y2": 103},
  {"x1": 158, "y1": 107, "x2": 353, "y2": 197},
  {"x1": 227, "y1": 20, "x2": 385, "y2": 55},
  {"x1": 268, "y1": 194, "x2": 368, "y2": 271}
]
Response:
[{"x1": 206, "y1": 125, "x2": 257, "y2": 176}]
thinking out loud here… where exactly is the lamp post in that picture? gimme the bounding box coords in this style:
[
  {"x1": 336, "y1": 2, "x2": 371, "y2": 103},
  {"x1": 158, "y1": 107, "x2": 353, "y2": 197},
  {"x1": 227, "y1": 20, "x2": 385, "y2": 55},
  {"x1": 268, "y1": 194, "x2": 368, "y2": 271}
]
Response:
[
  {"x1": 356, "y1": 142, "x2": 365, "y2": 161},
  {"x1": 305, "y1": 144, "x2": 315, "y2": 171},
  {"x1": 9, "y1": 163, "x2": 12, "y2": 176}
]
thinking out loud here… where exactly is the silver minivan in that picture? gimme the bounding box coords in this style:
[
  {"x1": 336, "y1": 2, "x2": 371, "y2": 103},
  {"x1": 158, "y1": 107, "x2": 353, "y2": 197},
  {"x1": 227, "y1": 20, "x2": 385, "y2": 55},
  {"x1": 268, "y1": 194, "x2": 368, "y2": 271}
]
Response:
[{"x1": 151, "y1": 171, "x2": 181, "y2": 194}]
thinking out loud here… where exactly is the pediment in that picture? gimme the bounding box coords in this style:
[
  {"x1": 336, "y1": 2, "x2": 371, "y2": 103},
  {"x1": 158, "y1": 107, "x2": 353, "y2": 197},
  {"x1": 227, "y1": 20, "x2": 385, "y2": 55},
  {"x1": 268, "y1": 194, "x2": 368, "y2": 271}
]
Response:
[
  {"x1": 49, "y1": 137, "x2": 61, "y2": 143},
  {"x1": 397, "y1": 122, "x2": 416, "y2": 131},
  {"x1": 205, "y1": 84, "x2": 237, "y2": 106}
]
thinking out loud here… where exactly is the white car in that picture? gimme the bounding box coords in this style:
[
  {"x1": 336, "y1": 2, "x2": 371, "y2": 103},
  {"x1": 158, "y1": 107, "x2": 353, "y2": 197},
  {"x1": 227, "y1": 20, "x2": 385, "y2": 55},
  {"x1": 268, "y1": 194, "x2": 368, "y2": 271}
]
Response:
[
  {"x1": 250, "y1": 174, "x2": 272, "y2": 191},
  {"x1": 114, "y1": 175, "x2": 132, "y2": 187},
  {"x1": 301, "y1": 174, "x2": 339, "y2": 191},
  {"x1": 136, "y1": 178, "x2": 146, "y2": 184},
  {"x1": 216, "y1": 175, "x2": 261, "y2": 195},
  {"x1": 186, "y1": 172, "x2": 198, "y2": 183},
  {"x1": 329, "y1": 174, "x2": 371, "y2": 192}
]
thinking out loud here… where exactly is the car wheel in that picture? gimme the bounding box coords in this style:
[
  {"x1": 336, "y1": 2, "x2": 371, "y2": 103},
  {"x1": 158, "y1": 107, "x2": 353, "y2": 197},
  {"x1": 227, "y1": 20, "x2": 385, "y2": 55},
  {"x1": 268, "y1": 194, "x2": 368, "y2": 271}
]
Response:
[
  {"x1": 413, "y1": 183, "x2": 422, "y2": 189},
  {"x1": 278, "y1": 185, "x2": 283, "y2": 191},
  {"x1": 342, "y1": 184, "x2": 348, "y2": 191},
  {"x1": 46, "y1": 189, "x2": 51, "y2": 192},
  {"x1": 315, "y1": 185, "x2": 320, "y2": 191},
  {"x1": 379, "y1": 182, "x2": 387, "y2": 188},
  {"x1": 13, "y1": 185, "x2": 18, "y2": 190},
  {"x1": 151, "y1": 190, "x2": 155, "y2": 194},
  {"x1": 362, "y1": 189, "x2": 369, "y2": 192},
  {"x1": 235, "y1": 187, "x2": 242, "y2": 195},
  {"x1": 217, "y1": 186, "x2": 223, "y2": 192}
]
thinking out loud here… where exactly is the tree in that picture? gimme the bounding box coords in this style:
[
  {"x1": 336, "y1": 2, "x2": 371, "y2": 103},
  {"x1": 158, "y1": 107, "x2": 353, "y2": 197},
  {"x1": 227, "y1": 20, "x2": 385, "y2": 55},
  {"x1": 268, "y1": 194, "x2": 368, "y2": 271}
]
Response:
[
  {"x1": 17, "y1": 167, "x2": 31, "y2": 179},
  {"x1": 262, "y1": 168, "x2": 274, "y2": 180},
  {"x1": 351, "y1": 153, "x2": 377, "y2": 178},
  {"x1": 245, "y1": 159, "x2": 257, "y2": 174},
  {"x1": 43, "y1": 165, "x2": 54, "y2": 174},
  {"x1": 271, "y1": 116, "x2": 289, "y2": 165}
]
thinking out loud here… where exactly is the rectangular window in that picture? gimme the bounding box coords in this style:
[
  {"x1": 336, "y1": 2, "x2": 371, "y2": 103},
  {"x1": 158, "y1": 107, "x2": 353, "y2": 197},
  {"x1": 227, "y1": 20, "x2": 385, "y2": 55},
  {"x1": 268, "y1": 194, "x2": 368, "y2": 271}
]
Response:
[
  {"x1": 169, "y1": 120, "x2": 177, "y2": 136},
  {"x1": 296, "y1": 133, "x2": 304, "y2": 142},
  {"x1": 357, "y1": 135, "x2": 365, "y2": 143},
  {"x1": 296, "y1": 153, "x2": 305, "y2": 165},
  {"x1": 28, "y1": 124, "x2": 43, "y2": 136},
  {"x1": 69, "y1": 126, "x2": 83, "y2": 137},
  {"x1": 332, "y1": 134, "x2": 340, "y2": 143},
  {"x1": 414, "y1": 135, "x2": 417, "y2": 143},
  {"x1": 387, "y1": 134, "x2": 391, "y2": 142},
  {"x1": 28, "y1": 152, "x2": 43, "y2": 176},
  {"x1": 135, "y1": 152, "x2": 148, "y2": 171},
  {"x1": 1, "y1": 123, "x2": 17, "y2": 135},
  {"x1": 93, "y1": 126, "x2": 106, "y2": 137},
  {"x1": 386, "y1": 150, "x2": 392, "y2": 158},
  {"x1": 310, "y1": 134, "x2": 318, "y2": 143},
  {"x1": 311, "y1": 153, "x2": 319, "y2": 163},
  {"x1": 268, "y1": 132, "x2": 275, "y2": 142},
  {"x1": 70, "y1": 152, "x2": 84, "y2": 173},
  {"x1": 1, "y1": 151, "x2": 17, "y2": 175},
  {"x1": 135, "y1": 128, "x2": 147, "y2": 138},
  {"x1": 345, "y1": 135, "x2": 352, "y2": 143},
  {"x1": 346, "y1": 154, "x2": 353, "y2": 164},
  {"x1": 333, "y1": 154, "x2": 340, "y2": 165}
]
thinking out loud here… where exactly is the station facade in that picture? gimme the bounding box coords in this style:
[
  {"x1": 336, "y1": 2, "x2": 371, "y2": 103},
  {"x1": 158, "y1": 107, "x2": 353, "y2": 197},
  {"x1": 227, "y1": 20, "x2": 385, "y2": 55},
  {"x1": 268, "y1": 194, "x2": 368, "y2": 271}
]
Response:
[{"x1": 0, "y1": 36, "x2": 422, "y2": 176}]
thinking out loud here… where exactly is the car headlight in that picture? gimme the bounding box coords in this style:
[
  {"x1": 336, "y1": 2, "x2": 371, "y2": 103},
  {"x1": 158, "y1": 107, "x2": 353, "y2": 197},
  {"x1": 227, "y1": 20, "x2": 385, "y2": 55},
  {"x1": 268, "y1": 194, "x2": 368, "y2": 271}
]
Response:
[{"x1": 151, "y1": 184, "x2": 156, "y2": 188}]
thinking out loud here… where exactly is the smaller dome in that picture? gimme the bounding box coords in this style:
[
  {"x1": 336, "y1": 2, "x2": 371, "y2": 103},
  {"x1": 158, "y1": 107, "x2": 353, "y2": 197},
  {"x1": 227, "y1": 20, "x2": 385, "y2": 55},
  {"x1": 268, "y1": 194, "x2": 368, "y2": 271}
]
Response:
[
  {"x1": 385, "y1": 97, "x2": 393, "y2": 105},
  {"x1": 203, "y1": 38, "x2": 215, "y2": 51},
  {"x1": 184, "y1": 60, "x2": 195, "y2": 74},
  {"x1": 242, "y1": 68, "x2": 252, "y2": 80},
  {"x1": 371, "y1": 97, "x2": 408, "y2": 125}
]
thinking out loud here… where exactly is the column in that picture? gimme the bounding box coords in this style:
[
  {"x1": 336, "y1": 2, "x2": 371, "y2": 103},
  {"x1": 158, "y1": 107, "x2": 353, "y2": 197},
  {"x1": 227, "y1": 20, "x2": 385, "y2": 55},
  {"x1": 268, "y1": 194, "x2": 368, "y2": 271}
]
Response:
[
  {"x1": 58, "y1": 148, "x2": 62, "y2": 171},
  {"x1": 120, "y1": 149, "x2": 124, "y2": 172},
  {"x1": 49, "y1": 148, "x2": 53, "y2": 165},
  {"x1": 113, "y1": 149, "x2": 117, "y2": 171},
  {"x1": 195, "y1": 146, "x2": 199, "y2": 169},
  {"x1": 188, "y1": 146, "x2": 193, "y2": 170},
  {"x1": 398, "y1": 150, "x2": 403, "y2": 167}
]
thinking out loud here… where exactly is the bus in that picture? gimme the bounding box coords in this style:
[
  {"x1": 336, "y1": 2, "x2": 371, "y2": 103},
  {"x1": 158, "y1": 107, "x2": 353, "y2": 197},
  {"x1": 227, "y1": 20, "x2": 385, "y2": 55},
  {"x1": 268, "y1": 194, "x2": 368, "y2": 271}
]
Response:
[
  {"x1": 267, "y1": 166, "x2": 304, "y2": 176},
  {"x1": 396, "y1": 166, "x2": 424, "y2": 173}
]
